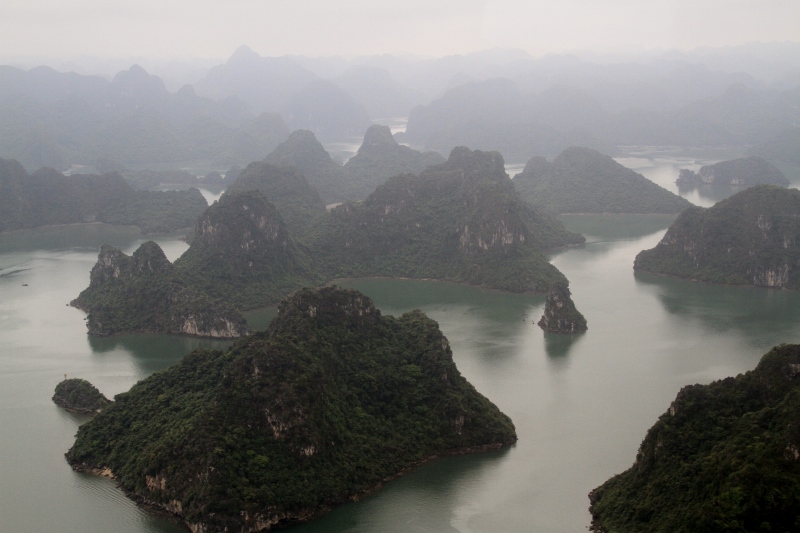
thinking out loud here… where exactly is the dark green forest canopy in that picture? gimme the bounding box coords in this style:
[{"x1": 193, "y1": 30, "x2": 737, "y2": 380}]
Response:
[
  {"x1": 634, "y1": 185, "x2": 800, "y2": 288},
  {"x1": 66, "y1": 286, "x2": 517, "y2": 532},
  {"x1": 52, "y1": 378, "x2": 110, "y2": 415},
  {"x1": 589, "y1": 343, "x2": 800, "y2": 533},
  {"x1": 513, "y1": 146, "x2": 691, "y2": 214},
  {"x1": 303, "y1": 146, "x2": 582, "y2": 293}
]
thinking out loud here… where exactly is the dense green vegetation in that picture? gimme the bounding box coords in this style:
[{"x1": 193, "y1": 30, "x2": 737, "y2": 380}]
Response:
[
  {"x1": 676, "y1": 156, "x2": 789, "y2": 187},
  {"x1": 341, "y1": 124, "x2": 445, "y2": 201},
  {"x1": 66, "y1": 286, "x2": 517, "y2": 532},
  {"x1": 75, "y1": 149, "x2": 584, "y2": 336},
  {"x1": 589, "y1": 343, "x2": 800, "y2": 533},
  {"x1": 227, "y1": 161, "x2": 326, "y2": 236},
  {"x1": 263, "y1": 130, "x2": 347, "y2": 205},
  {"x1": 174, "y1": 190, "x2": 323, "y2": 310},
  {"x1": 634, "y1": 185, "x2": 800, "y2": 288},
  {"x1": 72, "y1": 241, "x2": 249, "y2": 338},
  {"x1": 0, "y1": 158, "x2": 209, "y2": 233},
  {"x1": 513, "y1": 147, "x2": 692, "y2": 214},
  {"x1": 52, "y1": 378, "x2": 110, "y2": 414},
  {"x1": 97, "y1": 188, "x2": 208, "y2": 233},
  {"x1": 303, "y1": 147, "x2": 583, "y2": 293}
]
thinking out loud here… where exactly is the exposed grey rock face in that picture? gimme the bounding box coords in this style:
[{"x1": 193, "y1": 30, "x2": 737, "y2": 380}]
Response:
[
  {"x1": 537, "y1": 284, "x2": 587, "y2": 334},
  {"x1": 634, "y1": 185, "x2": 800, "y2": 289}
]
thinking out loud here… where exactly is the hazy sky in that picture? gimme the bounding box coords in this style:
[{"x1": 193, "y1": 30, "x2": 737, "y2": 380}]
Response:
[{"x1": 2, "y1": 0, "x2": 799, "y2": 60}]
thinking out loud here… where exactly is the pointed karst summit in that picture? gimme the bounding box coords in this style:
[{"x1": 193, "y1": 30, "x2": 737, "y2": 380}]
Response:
[
  {"x1": 513, "y1": 147, "x2": 692, "y2": 214},
  {"x1": 589, "y1": 344, "x2": 800, "y2": 532},
  {"x1": 341, "y1": 124, "x2": 445, "y2": 200},
  {"x1": 676, "y1": 156, "x2": 789, "y2": 187},
  {"x1": 66, "y1": 286, "x2": 517, "y2": 532},
  {"x1": 634, "y1": 185, "x2": 800, "y2": 288},
  {"x1": 305, "y1": 146, "x2": 585, "y2": 293},
  {"x1": 537, "y1": 283, "x2": 587, "y2": 333},
  {"x1": 175, "y1": 190, "x2": 322, "y2": 309},
  {"x1": 71, "y1": 241, "x2": 249, "y2": 338},
  {"x1": 263, "y1": 129, "x2": 347, "y2": 204},
  {"x1": 226, "y1": 161, "x2": 326, "y2": 237}
]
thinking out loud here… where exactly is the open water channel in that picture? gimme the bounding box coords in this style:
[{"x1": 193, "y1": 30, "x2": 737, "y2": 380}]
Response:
[{"x1": 2, "y1": 155, "x2": 800, "y2": 532}]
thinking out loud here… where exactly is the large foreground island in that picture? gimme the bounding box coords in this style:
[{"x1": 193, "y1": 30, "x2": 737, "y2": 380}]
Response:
[
  {"x1": 66, "y1": 286, "x2": 517, "y2": 532},
  {"x1": 589, "y1": 344, "x2": 800, "y2": 532}
]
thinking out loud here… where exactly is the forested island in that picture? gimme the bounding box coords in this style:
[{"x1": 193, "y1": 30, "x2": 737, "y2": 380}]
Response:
[
  {"x1": 71, "y1": 241, "x2": 250, "y2": 337},
  {"x1": 66, "y1": 286, "x2": 517, "y2": 532},
  {"x1": 634, "y1": 185, "x2": 800, "y2": 288},
  {"x1": 52, "y1": 378, "x2": 110, "y2": 415},
  {"x1": 512, "y1": 147, "x2": 691, "y2": 214},
  {"x1": 75, "y1": 147, "x2": 586, "y2": 336},
  {"x1": 589, "y1": 343, "x2": 800, "y2": 532},
  {"x1": 0, "y1": 158, "x2": 207, "y2": 233},
  {"x1": 676, "y1": 156, "x2": 789, "y2": 187}
]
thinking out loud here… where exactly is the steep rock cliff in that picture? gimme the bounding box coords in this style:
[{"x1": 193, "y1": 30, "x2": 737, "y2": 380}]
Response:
[
  {"x1": 537, "y1": 284, "x2": 587, "y2": 333},
  {"x1": 634, "y1": 185, "x2": 800, "y2": 288},
  {"x1": 66, "y1": 286, "x2": 517, "y2": 532}
]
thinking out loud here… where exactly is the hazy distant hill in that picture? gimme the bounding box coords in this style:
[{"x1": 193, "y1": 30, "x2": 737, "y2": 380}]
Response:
[
  {"x1": 401, "y1": 75, "x2": 800, "y2": 160},
  {"x1": 0, "y1": 64, "x2": 290, "y2": 171},
  {"x1": 334, "y1": 66, "x2": 418, "y2": 119},
  {"x1": 263, "y1": 129, "x2": 347, "y2": 204},
  {"x1": 280, "y1": 80, "x2": 371, "y2": 140},
  {"x1": 749, "y1": 128, "x2": 800, "y2": 166},
  {"x1": 676, "y1": 156, "x2": 789, "y2": 187},
  {"x1": 192, "y1": 46, "x2": 319, "y2": 114},
  {"x1": 513, "y1": 147, "x2": 691, "y2": 214},
  {"x1": 342, "y1": 125, "x2": 445, "y2": 200},
  {"x1": 0, "y1": 158, "x2": 207, "y2": 233}
]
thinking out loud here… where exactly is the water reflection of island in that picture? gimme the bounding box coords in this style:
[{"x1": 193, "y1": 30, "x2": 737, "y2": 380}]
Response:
[{"x1": 634, "y1": 270, "x2": 800, "y2": 344}]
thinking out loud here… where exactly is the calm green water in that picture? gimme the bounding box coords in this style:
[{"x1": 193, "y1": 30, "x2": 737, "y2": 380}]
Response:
[{"x1": 3, "y1": 216, "x2": 800, "y2": 533}]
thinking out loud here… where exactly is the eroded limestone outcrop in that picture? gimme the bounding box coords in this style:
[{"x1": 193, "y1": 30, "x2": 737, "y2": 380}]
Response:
[{"x1": 537, "y1": 283, "x2": 587, "y2": 333}]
